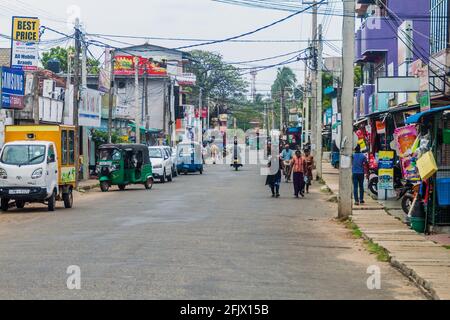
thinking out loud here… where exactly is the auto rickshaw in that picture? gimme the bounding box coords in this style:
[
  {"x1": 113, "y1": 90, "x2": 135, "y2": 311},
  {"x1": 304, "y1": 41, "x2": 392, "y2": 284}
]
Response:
[
  {"x1": 176, "y1": 142, "x2": 204, "y2": 175},
  {"x1": 97, "y1": 144, "x2": 154, "y2": 192}
]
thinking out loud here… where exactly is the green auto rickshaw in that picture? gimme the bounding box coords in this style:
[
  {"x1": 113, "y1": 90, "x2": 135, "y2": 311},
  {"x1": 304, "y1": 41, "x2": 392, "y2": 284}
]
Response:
[{"x1": 97, "y1": 144, "x2": 154, "y2": 192}]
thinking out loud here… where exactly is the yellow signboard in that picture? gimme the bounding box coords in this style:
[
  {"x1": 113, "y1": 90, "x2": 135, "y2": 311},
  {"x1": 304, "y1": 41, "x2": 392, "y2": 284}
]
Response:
[{"x1": 12, "y1": 17, "x2": 40, "y2": 42}]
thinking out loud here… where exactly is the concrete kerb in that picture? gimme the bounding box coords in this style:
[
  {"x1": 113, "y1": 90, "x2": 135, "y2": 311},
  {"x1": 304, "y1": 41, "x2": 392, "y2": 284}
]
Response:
[{"x1": 322, "y1": 175, "x2": 442, "y2": 300}]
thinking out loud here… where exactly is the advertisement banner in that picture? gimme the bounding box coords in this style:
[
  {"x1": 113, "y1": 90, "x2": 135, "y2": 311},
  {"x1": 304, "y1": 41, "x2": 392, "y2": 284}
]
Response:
[
  {"x1": 114, "y1": 56, "x2": 167, "y2": 76},
  {"x1": 79, "y1": 88, "x2": 102, "y2": 127},
  {"x1": 394, "y1": 125, "x2": 420, "y2": 181},
  {"x1": 394, "y1": 125, "x2": 418, "y2": 158},
  {"x1": 98, "y1": 49, "x2": 112, "y2": 93},
  {"x1": 1, "y1": 67, "x2": 25, "y2": 109},
  {"x1": 11, "y1": 17, "x2": 40, "y2": 71},
  {"x1": 378, "y1": 151, "x2": 395, "y2": 190}
]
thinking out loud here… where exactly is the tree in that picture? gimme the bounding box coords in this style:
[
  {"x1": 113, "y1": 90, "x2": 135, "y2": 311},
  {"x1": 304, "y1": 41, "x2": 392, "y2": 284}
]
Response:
[
  {"x1": 271, "y1": 67, "x2": 297, "y2": 129},
  {"x1": 188, "y1": 50, "x2": 248, "y2": 114},
  {"x1": 41, "y1": 46, "x2": 100, "y2": 75}
]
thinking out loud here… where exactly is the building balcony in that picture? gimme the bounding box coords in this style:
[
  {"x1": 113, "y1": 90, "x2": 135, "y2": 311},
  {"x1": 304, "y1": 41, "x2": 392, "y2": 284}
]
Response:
[{"x1": 357, "y1": 16, "x2": 397, "y2": 63}]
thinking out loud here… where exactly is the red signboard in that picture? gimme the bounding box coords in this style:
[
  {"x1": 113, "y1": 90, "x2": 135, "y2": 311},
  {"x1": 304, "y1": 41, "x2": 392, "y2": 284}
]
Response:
[{"x1": 114, "y1": 56, "x2": 167, "y2": 76}]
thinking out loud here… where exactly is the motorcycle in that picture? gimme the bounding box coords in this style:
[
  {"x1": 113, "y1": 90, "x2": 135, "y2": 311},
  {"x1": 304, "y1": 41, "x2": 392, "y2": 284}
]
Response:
[{"x1": 398, "y1": 182, "x2": 421, "y2": 215}]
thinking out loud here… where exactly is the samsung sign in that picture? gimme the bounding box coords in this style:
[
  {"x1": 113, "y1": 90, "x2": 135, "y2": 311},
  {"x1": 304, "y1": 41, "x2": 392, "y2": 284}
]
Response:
[{"x1": 1, "y1": 67, "x2": 25, "y2": 109}]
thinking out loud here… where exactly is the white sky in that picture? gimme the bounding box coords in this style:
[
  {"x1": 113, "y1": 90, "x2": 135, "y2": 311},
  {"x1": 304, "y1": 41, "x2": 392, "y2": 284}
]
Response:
[{"x1": 0, "y1": 0, "x2": 343, "y2": 97}]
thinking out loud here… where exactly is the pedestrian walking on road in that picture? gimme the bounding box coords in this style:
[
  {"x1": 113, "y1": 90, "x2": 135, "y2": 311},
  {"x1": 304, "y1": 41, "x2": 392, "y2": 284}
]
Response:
[
  {"x1": 266, "y1": 157, "x2": 282, "y2": 198},
  {"x1": 210, "y1": 143, "x2": 220, "y2": 164},
  {"x1": 353, "y1": 145, "x2": 369, "y2": 206},
  {"x1": 303, "y1": 148, "x2": 315, "y2": 194},
  {"x1": 291, "y1": 150, "x2": 307, "y2": 198}
]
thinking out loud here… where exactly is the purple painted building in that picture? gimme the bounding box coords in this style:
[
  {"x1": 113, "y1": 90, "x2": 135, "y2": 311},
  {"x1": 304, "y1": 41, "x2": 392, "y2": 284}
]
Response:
[{"x1": 354, "y1": 0, "x2": 430, "y2": 118}]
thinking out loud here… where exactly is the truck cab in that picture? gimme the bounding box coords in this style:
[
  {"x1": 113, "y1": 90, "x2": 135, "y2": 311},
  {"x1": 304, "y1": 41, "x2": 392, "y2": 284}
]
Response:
[{"x1": 0, "y1": 125, "x2": 76, "y2": 212}]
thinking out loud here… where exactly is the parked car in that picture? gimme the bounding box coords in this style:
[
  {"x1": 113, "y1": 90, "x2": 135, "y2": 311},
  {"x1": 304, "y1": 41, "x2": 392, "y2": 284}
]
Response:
[
  {"x1": 163, "y1": 146, "x2": 178, "y2": 178},
  {"x1": 148, "y1": 147, "x2": 173, "y2": 183}
]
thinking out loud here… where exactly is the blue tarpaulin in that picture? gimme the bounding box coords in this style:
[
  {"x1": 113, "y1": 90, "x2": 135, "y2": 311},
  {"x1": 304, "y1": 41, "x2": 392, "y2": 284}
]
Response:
[{"x1": 406, "y1": 105, "x2": 450, "y2": 124}]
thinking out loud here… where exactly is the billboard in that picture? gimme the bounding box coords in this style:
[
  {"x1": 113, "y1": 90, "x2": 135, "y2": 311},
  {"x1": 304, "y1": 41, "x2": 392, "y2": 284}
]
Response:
[
  {"x1": 1, "y1": 67, "x2": 25, "y2": 109},
  {"x1": 79, "y1": 88, "x2": 102, "y2": 127},
  {"x1": 11, "y1": 17, "x2": 40, "y2": 71},
  {"x1": 114, "y1": 56, "x2": 167, "y2": 76}
]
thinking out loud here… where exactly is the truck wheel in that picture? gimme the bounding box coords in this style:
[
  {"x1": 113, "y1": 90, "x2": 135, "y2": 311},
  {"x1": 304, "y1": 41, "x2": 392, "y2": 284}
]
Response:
[
  {"x1": 145, "y1": 178, "x2": 154, "y2": 190},
  {"x1": 118, "y1": 184, "x2": 127, "y2": 191},
  {"x1": 167, "y1": 172, "x2": 173, "y2": 182},
  {"x1": 16, "y1": 200, "x2": 25, "y2": 209},
  {"x1": 63, "y1": 189, "x2": 73, "y2": 209},
  {"x1": 160, "y1": 171, "x2": 166, "y2": 184},
  {"x1": 100, "y1": 182, "x2": 110, "y2": 192},
  {"x1": 48, "y1": 191, "x2": 56, "y2": 212},
  {"x1": 1, "y1": 198, "x2": 9, "y2": 212}
]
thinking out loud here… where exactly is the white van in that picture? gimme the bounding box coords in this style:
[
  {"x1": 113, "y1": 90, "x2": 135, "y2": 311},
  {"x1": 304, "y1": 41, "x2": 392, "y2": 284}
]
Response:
[{"x1": 0, "y1": 141, "x2": 65, "y2": 212}]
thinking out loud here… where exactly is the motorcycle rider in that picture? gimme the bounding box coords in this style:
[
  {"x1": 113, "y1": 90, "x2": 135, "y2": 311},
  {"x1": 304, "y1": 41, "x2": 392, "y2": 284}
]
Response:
[{"x1": 281, "y1": 144, "x2": 294, "y2": 182}]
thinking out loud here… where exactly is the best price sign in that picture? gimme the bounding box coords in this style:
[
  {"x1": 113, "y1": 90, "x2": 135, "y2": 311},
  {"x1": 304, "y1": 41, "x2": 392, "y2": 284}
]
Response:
[{"x1": 11, "y1": 16, "x2": 40, "y2": 71}]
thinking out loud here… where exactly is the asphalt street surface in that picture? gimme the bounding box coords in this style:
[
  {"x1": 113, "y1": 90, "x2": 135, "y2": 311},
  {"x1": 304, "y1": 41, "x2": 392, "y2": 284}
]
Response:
[{"x1": 0, "y1": 162, "x2": 425, "y2": 299}]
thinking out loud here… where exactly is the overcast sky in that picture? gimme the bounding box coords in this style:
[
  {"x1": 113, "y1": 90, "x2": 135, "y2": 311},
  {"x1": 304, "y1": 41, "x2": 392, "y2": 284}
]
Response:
[{"x1": 0, "y1": 0, "x2": 343, "y2": 96}]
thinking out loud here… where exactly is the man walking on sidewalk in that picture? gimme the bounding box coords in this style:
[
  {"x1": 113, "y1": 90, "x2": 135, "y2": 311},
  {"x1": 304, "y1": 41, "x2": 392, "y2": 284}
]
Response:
[{"x1": 353, "y1": 145, "x2": 368, "y2": 206}]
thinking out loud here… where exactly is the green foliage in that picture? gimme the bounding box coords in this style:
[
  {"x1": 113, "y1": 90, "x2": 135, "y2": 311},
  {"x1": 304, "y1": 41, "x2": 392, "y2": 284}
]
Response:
[
  {"x1": 271, "y1": 67, "x2": 297, "y2": 98},
  {"x1": 41, "y1": 46, "x2": 100, "y2": 75},
  {"x1": 354, "y1": 65, "x2": 363, "y2": 87},
  {"x1": 91, "y1": 129, "x2": 126, "y2": 147},
  {"x1": 188, "y1": 50, "x2": 248, "y2": 106}
]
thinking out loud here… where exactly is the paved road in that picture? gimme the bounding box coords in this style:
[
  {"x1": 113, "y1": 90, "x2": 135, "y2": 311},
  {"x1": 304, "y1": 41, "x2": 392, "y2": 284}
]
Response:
[{"x1": 0, "y1": 163, "x2": 425, "y2": 299}]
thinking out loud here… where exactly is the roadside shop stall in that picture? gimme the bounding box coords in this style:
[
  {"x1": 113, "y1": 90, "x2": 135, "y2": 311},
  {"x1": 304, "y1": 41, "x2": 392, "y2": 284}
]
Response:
[{"x1": 405, "y1": 106, "x2": 450, "y2": 231}]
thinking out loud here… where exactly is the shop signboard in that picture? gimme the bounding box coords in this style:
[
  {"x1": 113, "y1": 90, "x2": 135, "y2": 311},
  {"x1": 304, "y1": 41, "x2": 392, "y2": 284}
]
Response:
[
  {"x1": 1, "y1": 67, "x2": 25, "y2": 109},
  {"x1": 11, "y1": 17, "x2": 40, "y2": 71}
]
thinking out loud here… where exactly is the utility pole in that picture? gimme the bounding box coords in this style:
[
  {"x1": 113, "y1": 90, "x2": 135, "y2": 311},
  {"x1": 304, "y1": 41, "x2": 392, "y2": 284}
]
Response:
[
  {"x1": 81, "y1": 31, "x2": 89, "y2": 180},
  {"x1": 310, "y1": 0, "x2": 318, "y2": 158},
  {"x1": 280, "y1": 94, "x2": 284, "y2": 133},
  {"x1": 316, "y1": 24, "x2": 323, "y2": 180},
  {"x1": 108, "y1": 49, "x2": 115, "y2": 144},
  {"x1": 303, "y1": 50, "x2": 309, "y2": 149},
  {"x1": 144, "y1": 62, "x2": 149, "y2": 130},
  {"x1": 199, "y1": 87, "x2": 203, "y2": 145},
  {"x1": 134, "y1": 56, "x2": 141, "y2": 145},
  {"x1": 73, "y1": 18, "x2": 81, "y2": 185},
  {"x1": 170, "y1": 79, "x2": 176, "y2": 147},
  {"x1": 339, "y1": 0, "x2": 355, "y2": 220}
]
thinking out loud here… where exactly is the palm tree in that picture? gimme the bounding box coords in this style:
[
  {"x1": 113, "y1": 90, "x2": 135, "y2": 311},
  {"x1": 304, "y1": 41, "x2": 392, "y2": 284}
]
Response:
[{"x1": 272, "y1": 67, "x2": 297, "y2": 131}]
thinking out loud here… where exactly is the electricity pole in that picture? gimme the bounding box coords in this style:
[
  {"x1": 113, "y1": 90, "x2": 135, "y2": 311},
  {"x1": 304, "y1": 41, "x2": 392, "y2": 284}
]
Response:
[
  {"x1": 316, "y1": 24, "x2": 323, "y2": 180},
  {"x1": 303, "y1": 49, "x2": 309, "y2": 149},
  {"x1": 81, "y1": 31, "x2": 89, "y2": 180},
  {"x1": 108, "y1": 49, "x2": 115, "y2": 144},
  {"x1": 134, "y1": 56, "x2": 141, "y2": 145},
  {"x1": 310, "y1": 0, "x2": 318, "y2": 158},
  {"x1": 339, "y1": 0, "x2": 355, "y2": 220},
  {"x1": 73, "y1": 18, "x2": 81, "y2": 185}
]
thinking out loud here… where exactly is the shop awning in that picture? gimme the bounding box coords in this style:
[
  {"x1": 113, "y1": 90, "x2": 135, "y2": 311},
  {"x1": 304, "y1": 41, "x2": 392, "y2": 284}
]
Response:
[
  {"x1": 405, "y1": 105, "x2": 450, "y2": 124},
  {"x1": 128, "y1": 123, "x2": 161, "y2": 134}
]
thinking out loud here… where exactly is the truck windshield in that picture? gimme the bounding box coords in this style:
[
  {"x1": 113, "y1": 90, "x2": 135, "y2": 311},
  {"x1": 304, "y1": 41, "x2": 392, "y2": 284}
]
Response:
[
  {"x1": 99, "y1": 149, "x2": 121, "y2": 161},
  {"x1": 1, "y1": 145, "x2": 46, "y2": 166}
]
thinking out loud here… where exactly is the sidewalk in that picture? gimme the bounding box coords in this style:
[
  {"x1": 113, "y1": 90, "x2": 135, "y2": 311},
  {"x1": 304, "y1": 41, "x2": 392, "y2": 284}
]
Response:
[
  {"x1": 322, "y1": 162, "x2": 450, "y2": 300},
  {"x1": 77, "y1": 179, "x2": 99, "y2": 192}
]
